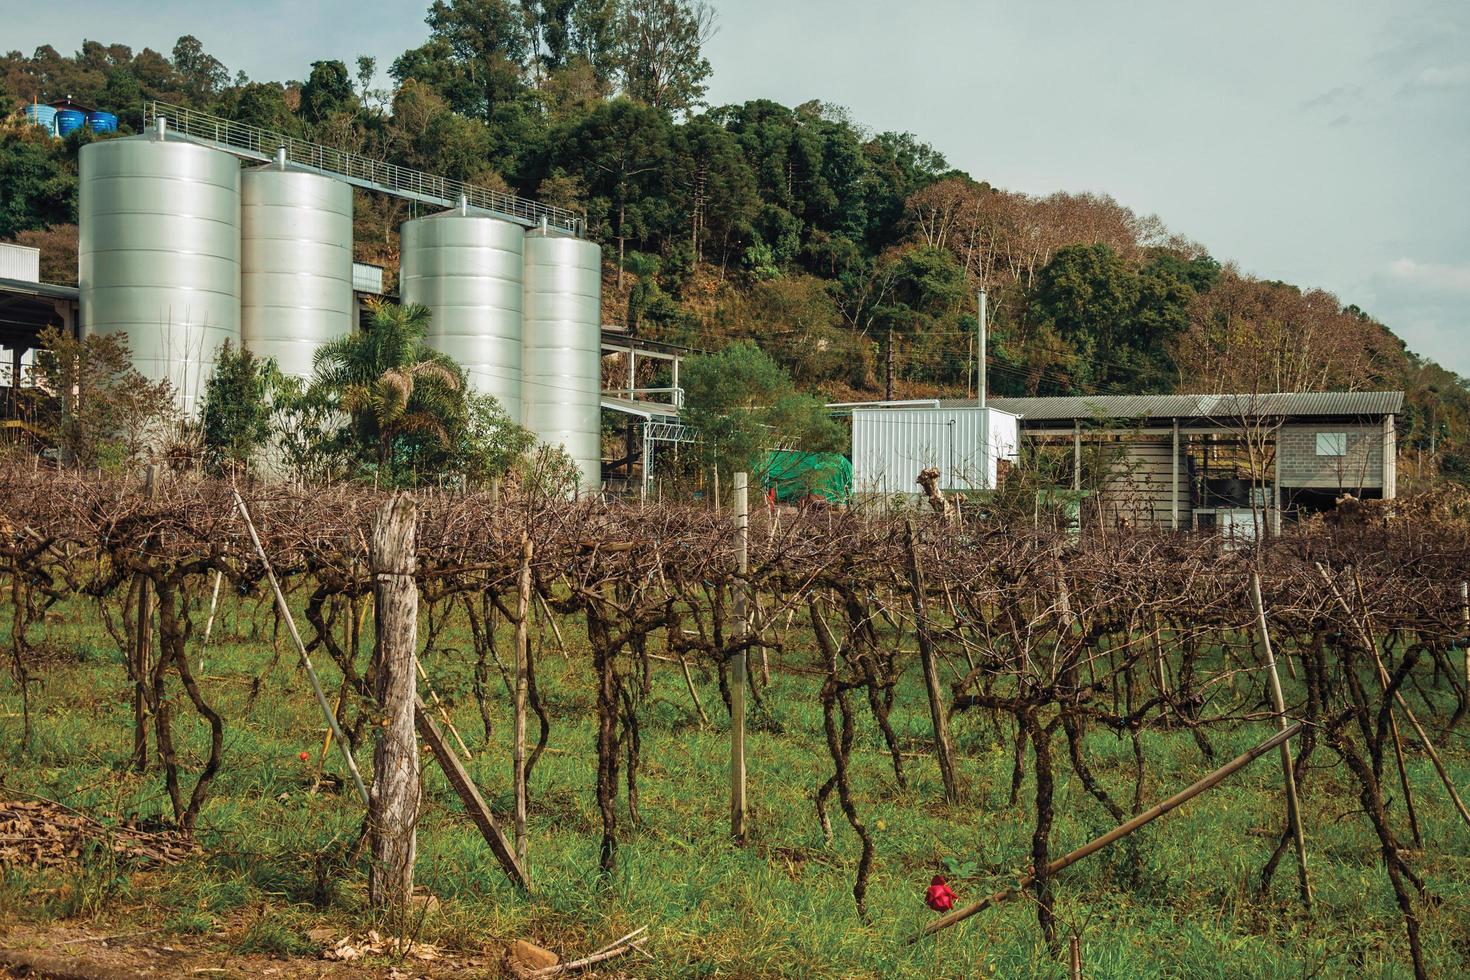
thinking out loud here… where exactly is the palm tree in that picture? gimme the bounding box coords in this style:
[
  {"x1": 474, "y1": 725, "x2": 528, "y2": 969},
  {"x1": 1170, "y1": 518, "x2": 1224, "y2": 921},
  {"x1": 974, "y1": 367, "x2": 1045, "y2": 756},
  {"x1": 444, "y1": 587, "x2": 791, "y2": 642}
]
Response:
[{"x1": 313, "y1": 299, "x2": 464, "y2": 475}]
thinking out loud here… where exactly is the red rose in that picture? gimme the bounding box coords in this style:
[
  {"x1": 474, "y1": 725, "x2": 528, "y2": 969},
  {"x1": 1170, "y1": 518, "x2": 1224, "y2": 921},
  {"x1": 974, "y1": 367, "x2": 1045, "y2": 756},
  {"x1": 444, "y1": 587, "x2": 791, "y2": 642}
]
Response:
[{"x1": 925, "y1": 875, "x2": 957, "y2": 912}]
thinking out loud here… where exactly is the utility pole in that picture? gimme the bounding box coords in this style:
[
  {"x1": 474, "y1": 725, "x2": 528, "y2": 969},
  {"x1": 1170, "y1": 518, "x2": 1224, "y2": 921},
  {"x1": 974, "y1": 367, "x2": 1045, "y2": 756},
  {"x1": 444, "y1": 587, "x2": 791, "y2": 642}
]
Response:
[
  {"x1": 885, "y1": 325, "x2": 895, "y2": 402},
  {"x1": 977, "y1": 288, "x2": 987, "y2": 410}
]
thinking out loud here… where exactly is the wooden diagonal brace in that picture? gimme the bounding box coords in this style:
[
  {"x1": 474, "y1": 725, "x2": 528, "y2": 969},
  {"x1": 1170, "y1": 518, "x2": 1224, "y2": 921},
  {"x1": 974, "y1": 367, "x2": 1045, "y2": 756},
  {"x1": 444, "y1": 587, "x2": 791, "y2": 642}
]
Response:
[{"x1": 415, "y1": 696, "x2": 531, "y2": 892}]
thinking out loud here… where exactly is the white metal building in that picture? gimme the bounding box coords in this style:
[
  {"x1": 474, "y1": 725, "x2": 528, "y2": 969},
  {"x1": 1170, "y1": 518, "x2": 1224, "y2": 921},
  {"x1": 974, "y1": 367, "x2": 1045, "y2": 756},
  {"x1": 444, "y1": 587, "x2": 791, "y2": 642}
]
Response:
[{"x1": 845, "y1": 403, "x2": 1020, "y2": 497}]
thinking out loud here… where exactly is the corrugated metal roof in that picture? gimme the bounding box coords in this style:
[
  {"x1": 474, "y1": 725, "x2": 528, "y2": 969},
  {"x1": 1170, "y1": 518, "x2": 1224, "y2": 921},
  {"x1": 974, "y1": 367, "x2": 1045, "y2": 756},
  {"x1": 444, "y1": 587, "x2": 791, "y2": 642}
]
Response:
[
  {"x1": 0, "y1": 277, "x2": 79, "y2": 302},
  {"x1": 943, "y1": 391, "x2": 1404, "y2": 422},
  {"x1": 600, "y1": 395, "x2": 680, "y2": 421}
]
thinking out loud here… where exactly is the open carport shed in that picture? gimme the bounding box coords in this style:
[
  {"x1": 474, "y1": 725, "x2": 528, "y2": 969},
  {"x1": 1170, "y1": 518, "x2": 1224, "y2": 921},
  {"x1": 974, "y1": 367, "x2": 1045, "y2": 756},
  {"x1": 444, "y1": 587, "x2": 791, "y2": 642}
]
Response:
[{"x1": 980, "y1": 391, "x2": 1403, "y2": 531}]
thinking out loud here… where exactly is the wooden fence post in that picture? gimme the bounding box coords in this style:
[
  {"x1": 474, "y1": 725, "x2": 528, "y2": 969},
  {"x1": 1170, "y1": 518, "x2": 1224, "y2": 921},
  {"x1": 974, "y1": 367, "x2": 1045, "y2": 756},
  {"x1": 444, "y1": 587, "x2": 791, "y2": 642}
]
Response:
[
  {"x1": 1462, "y1": 581, "x2": 1468, "y2": 694},
  {"x1": 131, "y1": 464, "x2": 158, "y2": 773},
  {"x1": 904, "y1": 519, "x2": 959, "y2": 803},
  {"x1": 1249, "y1": 571, "x2": 1312, "y2": 909},
  {"x1": 513, "y1": 531, "x2": 532, "y2": 870},
  {"x1": 370, "y1": 493, "x2": 420, "y2": 911},
  {"x1": 730, "y1": 471, "x2": 748, "y2": 841}
]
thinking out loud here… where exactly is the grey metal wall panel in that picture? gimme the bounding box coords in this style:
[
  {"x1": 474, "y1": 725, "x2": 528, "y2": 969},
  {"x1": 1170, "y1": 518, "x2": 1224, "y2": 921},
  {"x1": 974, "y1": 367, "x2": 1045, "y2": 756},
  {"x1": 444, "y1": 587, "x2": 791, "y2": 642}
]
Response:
[
  {"x1": 400, "y1": 211, "x2": 524, "y2": 422},
  {"x1": 851, "y1": 406, "x2": 1017, "y2": 496},
  {"x1": 522, "y1": 231, "x2": 602, "y2": 489},
  {"x1": 79, "y1": 136, "x2": 240, "y2": 413},
  {"x1": 240, "y1": 168, "x2": 354, "y2": 379},
  {"x1": 0, "y1": 243, "x2": 41, "y2": 282}
]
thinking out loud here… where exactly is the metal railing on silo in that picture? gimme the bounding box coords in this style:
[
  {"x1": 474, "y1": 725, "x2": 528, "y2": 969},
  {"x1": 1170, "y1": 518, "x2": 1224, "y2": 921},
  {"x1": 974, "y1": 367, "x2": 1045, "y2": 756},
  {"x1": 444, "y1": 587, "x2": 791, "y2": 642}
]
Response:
[{"x1": 142, "y1": 101, "x2": 584, "y2": 236}]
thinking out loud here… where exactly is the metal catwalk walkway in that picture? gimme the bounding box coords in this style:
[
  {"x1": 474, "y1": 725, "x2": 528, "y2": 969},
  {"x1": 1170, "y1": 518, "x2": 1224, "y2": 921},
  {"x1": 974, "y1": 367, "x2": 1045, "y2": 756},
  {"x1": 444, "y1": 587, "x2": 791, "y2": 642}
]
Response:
[{"x1": 142, "y1": 101, "x2": 582, "y2": 234}]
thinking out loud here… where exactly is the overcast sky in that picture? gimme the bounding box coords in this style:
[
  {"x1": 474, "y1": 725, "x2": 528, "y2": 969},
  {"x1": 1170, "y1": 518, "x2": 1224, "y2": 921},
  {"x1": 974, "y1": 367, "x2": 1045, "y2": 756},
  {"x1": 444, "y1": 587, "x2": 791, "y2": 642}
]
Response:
[{"x1": 5, "y1": 0, "x2": 1468, "y2": 373}]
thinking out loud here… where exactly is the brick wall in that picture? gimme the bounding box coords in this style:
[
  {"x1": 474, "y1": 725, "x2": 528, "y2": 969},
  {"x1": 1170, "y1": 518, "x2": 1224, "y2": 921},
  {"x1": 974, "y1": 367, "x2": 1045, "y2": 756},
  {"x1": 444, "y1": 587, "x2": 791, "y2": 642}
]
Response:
[{"x1": 1276, "y1": 424, "x2": 1384, "y2": 489}]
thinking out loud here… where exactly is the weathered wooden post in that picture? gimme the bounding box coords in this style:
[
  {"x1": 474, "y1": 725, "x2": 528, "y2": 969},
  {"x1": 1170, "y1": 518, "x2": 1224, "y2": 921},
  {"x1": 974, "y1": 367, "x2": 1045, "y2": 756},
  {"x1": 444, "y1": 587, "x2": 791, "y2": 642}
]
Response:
[
  {"x1": 370, "y1": 493, "x2": 419, "y2": 911},
  {"x1": 904, "y1": 519, "x2": 959, "y2": 803},
  {"x1": 131, "y1": 464, "x2": 158, "y2": 772},
  {"x1": 513, "y1": 531, "x2": 532, "y2": 869},
  {"x1": 730, "y1": 471, "x2": 748, "y2": 841},
  {"x1": 1249, "y1": 571, "x2": 1312, "y2": 909},
  {"x1": 1462, "y1": 581, "x2": 1468, "y2": 693}
]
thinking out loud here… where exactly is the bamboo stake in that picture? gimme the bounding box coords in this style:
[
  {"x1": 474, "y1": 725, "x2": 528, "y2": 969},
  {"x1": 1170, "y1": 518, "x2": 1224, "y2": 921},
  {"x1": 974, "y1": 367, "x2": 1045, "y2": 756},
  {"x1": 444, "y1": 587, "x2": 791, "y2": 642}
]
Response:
[
  {"x1": 233, "y1": 489, "x2": 370, "y2": 808},
  {"x1": 416, "y1": 659, "x2": 471, "y2": 760},
  {"x1": 910, "y1": 722, "x2": 1303, "y2": 941},
  {"x1": 536, "y1": 592, "x2": 571, "y2": 662},
  {"x1": 1317, "y1": 564, "x2": 1470, "y2": 831},
  {"x1": 197, "y1": 569, "x2": 223, "y2": 674},
  {"x1": 1249, "y1": 571, "x2": 1313, "y2": 909}
]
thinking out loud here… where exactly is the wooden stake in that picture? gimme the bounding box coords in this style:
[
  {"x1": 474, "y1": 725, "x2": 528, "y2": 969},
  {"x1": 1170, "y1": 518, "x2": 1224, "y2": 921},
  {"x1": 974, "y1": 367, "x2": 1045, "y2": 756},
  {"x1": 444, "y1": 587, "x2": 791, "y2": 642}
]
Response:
[
  {"x1": 904, "y1": 519, "x2": 959, "y2": 804},
  {"x1": 369, "y1": 494, "x2": 419, "y2": 911},
  {"x1": 730, "y1": 471, "x2": 748, "y2": 841},
  {"x1": 414, "y1": 698, "x2": 530, "y2": 890},
  {"x1": 131, "y1": 465, "x2": 158, "y2": 773},
  {"x1": 513, "y1": 531, "x2": 532, "y2": 869},
  {"x1": 1462, "y1": 581, "x2": 1468, "y2": 696},
  {"x1": 1249, "y1": 571, "x2": 1313, "y2": 909},
  {"x1": 1069, "y1": 935, "x2": 1082, "y2": 980},
  {"x1": 911, "y1": 722, "x2": 1304, "y2": 941}
]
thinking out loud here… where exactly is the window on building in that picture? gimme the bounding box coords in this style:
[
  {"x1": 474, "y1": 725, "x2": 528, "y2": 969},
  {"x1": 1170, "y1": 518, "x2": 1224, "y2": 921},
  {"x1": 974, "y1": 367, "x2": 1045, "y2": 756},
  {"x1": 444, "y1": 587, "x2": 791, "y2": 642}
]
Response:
[{"x1": 1316, "y1": 432, "x2": 1347, "y2": 456}]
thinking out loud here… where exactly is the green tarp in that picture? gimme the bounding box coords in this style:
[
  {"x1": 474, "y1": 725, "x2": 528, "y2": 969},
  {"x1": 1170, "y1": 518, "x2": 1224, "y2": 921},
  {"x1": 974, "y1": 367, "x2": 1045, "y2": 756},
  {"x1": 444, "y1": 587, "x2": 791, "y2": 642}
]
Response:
[{"x1": 759, "y1": 450, "x2": 852, "y2": 504}]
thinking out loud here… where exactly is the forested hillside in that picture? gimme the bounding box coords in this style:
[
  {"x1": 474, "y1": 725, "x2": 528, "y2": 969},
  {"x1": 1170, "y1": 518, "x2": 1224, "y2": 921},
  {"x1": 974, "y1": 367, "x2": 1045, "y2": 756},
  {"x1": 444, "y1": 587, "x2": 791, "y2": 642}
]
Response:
[{"x1": 3, "y1": 0, "x2": 1468, "y2": 483}]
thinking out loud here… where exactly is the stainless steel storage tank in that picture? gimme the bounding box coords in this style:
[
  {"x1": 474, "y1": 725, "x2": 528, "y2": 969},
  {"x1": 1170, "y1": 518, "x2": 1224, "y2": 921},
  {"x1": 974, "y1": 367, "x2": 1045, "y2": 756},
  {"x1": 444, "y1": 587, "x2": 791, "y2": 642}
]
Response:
[
  {"x1": 240, "y1": 161, "x2": 354, "y2": 378},
  {"x1": 522, "y1": 229, "x2": 603, "y2": 488},
  {"x1": 399, "y1": 205, "x2": 524, "y2": 422},
  {"x1": 79, "y1": 128, "x2": 241, "y2": 413}
]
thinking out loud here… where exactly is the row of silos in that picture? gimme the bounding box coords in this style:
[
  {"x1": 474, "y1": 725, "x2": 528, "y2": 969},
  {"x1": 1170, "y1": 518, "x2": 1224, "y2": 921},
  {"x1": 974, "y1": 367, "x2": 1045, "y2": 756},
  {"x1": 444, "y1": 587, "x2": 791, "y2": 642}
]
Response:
[
  {"x1": 80, "y1": 134, "x2": 354, "y2": 411},
  {"x1": 399, "y1": 208, "x2": 603, "y2": 487},
  {"x1": 77, "y1": 128, "x2": 602, "y2": 485}
]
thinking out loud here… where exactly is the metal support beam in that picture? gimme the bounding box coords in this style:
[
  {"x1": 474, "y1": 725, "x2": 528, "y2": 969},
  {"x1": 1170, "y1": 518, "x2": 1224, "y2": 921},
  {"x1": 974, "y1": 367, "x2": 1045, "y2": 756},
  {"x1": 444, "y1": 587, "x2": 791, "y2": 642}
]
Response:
[
  {"x1": 1072, "y1": 420, "x2": 1082, "y2": 492},
  {"x1": 1171, "y1": 418, "x2": 1180, "y2": 530}
]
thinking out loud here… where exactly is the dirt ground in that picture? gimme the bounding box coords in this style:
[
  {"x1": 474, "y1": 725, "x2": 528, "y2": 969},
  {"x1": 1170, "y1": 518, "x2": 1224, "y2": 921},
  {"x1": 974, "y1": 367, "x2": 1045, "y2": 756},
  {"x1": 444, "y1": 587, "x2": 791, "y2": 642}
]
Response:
[{"x1": 0, "y1": 922, "x2": 512, "y2": 979}]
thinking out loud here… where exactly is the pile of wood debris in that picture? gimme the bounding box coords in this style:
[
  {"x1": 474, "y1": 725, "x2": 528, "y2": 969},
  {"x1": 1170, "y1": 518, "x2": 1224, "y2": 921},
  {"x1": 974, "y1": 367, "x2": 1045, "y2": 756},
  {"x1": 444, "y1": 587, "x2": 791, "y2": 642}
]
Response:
[{"x1": 0, "y1": 798, "x2": 197, "y2": 870}]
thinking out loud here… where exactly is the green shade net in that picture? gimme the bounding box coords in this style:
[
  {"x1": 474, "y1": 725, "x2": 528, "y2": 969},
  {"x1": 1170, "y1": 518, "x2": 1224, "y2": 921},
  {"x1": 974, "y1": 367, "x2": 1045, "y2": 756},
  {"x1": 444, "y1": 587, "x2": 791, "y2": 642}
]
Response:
[{"x1": 758, "y1": 450, "x2": 852, "y2": 504}]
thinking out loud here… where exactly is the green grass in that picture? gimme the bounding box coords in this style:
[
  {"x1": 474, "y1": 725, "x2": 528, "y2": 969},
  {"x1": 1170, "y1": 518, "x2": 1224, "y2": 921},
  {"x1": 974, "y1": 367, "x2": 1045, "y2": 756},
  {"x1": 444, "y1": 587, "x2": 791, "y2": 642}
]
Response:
[{"x1": 2, "y1": 592, "x2": 1468, "y2": 978}]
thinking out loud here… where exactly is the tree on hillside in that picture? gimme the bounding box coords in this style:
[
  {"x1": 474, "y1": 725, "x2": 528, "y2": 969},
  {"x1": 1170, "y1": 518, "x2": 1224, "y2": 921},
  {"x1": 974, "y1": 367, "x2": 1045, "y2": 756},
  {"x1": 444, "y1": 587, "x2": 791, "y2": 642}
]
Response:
[
  {"x1": 313, "y1": 300, "x2": 464, "y2": 475},
  {"x1": 613, "y1": 0, "x2": 714, "y2": 115},
  {"x1": 0, "y1": 132, "x2": 76, "y2": 238},
  {"x1": 394, "y1": 0, "x2": 530, "y2": 123},
  {"x1": 550, "y1": 98, "x2": 673, "y2": 281},
  {"x1": 525, "y1": 0, "x2": 619, "y2": 82},
  {"x1": 1173, "y1": 271, "x2": 1392, "y2": 396},
  {"x1": 681, "y1": 341, "x2": 844, "y2": 480},
  {"x1": 171, "y1": 35, "x2": 230, "y2": 102},
  {"x1": 671, "y1": 115, "x2": 757, "y2": 265},
  {"x1": 1030, "y1": 243, "x2": 1203, "y2": 394},
  {"x1": 301, "y1": 60, "x2": 357, "y2": 124}
]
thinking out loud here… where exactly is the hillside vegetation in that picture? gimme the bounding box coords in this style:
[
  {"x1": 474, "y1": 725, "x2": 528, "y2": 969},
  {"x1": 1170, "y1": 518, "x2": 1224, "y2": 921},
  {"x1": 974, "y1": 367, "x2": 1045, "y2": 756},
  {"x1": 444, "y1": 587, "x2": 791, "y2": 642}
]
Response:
[{"x1": 3, "y1": 0, "x2": 1468, "y2": 482}]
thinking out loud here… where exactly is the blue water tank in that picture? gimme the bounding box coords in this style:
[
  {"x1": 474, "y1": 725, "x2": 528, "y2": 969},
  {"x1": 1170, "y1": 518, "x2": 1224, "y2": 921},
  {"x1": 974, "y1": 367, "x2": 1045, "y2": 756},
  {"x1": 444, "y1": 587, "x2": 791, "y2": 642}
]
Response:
[
  {"x1": 23, "y1": 104, "x2": 57, "y2": 134},
  {"x1": 55, "y1": 109, "x2": 86, "y2": 136},
  {"x1": 87, "y1": 111, "x2": 118, "y2": 134}
]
